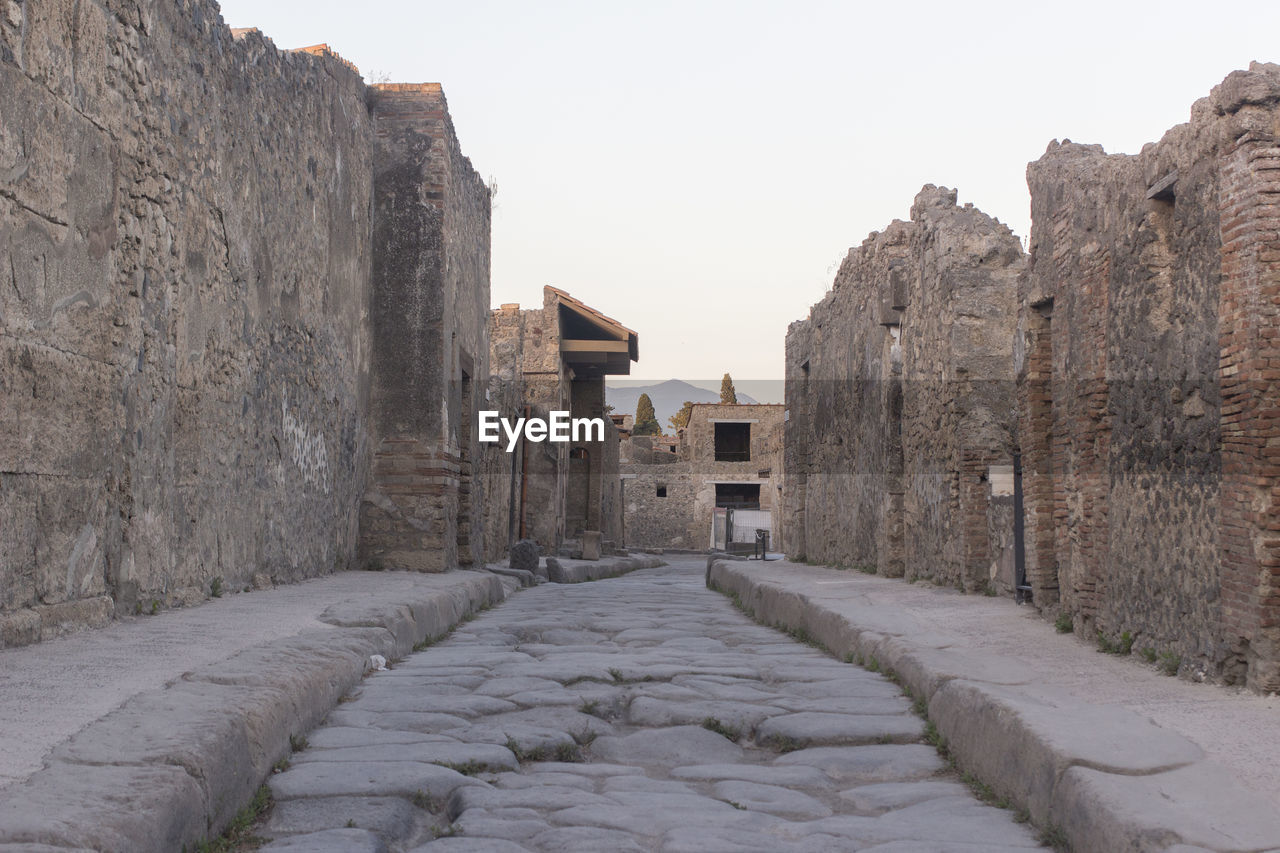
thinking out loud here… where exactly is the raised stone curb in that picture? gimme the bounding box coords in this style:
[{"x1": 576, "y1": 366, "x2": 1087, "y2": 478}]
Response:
[
  {"x1": 545, "y1": 553, "x2": 665, "y2": 584},
  {"x1": 0, "y1": 570, "x2": 511, "y2": 853},
  {"x1": 707, "y1": 559, "x2": 1280, "y2": 853}
]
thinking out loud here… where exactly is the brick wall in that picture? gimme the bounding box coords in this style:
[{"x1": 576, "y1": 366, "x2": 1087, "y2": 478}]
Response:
[{"x1": 1017, "y1": 63, "x2": 1280, "y2": 688}]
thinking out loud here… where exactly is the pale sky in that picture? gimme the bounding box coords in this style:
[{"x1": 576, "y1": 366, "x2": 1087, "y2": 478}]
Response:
[{"x1": 219, "y1": 0, "x2": 1280, "y2": 386}]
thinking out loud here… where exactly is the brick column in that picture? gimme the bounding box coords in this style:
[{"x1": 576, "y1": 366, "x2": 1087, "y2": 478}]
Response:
[
  {"x1": 1019, "y1": 306, "x2": 1059, "y2": 604},
  {"x1": 1218, "y1": 132, "x2": 1280, "y2": 690}
]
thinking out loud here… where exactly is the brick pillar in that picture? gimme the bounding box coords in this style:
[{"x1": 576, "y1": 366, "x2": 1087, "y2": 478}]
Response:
[
  {"x1": 1218, "y1": 132, "x2": 1280, "y2": 690},
  {"x1": 1057, "y1": 245, "x2": 1111, "y2": 625},
  {"x1": 1020, "y1": 305, "x2": 1060, "y2": 605}
]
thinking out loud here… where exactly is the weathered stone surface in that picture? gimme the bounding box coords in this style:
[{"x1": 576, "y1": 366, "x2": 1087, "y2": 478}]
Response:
[
  {"x1": 756, "y1": 712, "x2": 923, "y2": 748},
  {"x1": 544, "y1": 554, "x2": 664, "y2": 584},
  {"x1": 670, "y1": 763, "x2": 833, "y2": 788},
  {"x1": 269, "y1": 760, "x2": 481, "y2": 802},
  {"x1": 409, "y1": 839, "x2": 533, "y2": 853},
  {"x1": 0, "y1": 3, "x2": 378, "y2": 634},
  {"x1": 626, "y1": 696, "x2": 778, "y2": 731},
  {"x1": 0, "y1": 763, "x2": 205, "y2": 852},
  {"x1": 259, "y1": 560, "x2": 1037, "y2": 851},
  {"x1": 258, "y1": 828, "x2": 388, "y2": 852},
  {"x1": 785, "y1": 185, "x2": 1023, "y2": 588},
  {"x1": 839, "y1": 780, "x2": 970, "y2": 812},
  {"x1": 773, "y1": 745, "x2": 947, "y2": 782},
  {"x1": 580, "y1": 531, "x2": 602, "y2": 561},
  {"x1": 929, "y1": 678, "x2": 1204, "y2": 823},
  {"x1": 263, "y1": 796, "x2": 417, "y2": 841},
  {"x1": 1052, "y1": 763, "x2": 1280, "y2": 852},
  {"x1": 711, "y1": 780, "x2": 832, "y2": 818},
  {"x1": 710, "y1": 557, "x2": 1280, "y2": 852},
  {"x1": 509, "y1": 540, "x2": 540, "y2": 572},
  {"x1": 1016, "y1": 64, "x2": 1280, "y2": 691},
  {"x1": 293, "y1": 742, "x2": 518, "y2": 771},
  {"x1": 589, "y1": 725, "x2": 744, "y2": 766}
]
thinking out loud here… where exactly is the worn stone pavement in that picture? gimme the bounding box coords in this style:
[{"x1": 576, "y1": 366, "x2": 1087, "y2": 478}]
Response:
[{"x1": 261, "y1": 558, "x2": 1043, "y2": 852}]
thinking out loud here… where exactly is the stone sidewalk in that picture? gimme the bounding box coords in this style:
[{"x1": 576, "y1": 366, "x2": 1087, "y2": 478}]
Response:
[
  {"x1": 708, "y1": 557, "x2": 1280, "y2": 853},
  {"x1": 0, "y1": 569, "x2": 514, "y2": 851}
]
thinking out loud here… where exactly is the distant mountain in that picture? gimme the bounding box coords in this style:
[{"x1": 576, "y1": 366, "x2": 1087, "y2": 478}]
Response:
[{"x1": 605, "y1": 379, "x2": 758, "y2": 430}]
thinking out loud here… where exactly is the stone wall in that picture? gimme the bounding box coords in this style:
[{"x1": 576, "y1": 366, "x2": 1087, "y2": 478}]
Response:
[
  {"x1": 785, "y1": 187, "x2": 1023, "y2": 587},
  {"x1": 1017, "y1": 63, "x2": 1280, "y2": 689},
  {"x1": 621, "y1": 440, "x2": 700, "y2": 549},
  {"x1": 0, "y1": 0, "x2": 375, "y2": 644},
  {"x1": 358, "y1": 83, "x2": 491, "y2": 572}
]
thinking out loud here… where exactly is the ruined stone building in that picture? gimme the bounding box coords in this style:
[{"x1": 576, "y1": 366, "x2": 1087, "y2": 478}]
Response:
[
  {"x1": 785, "y1": 187, "x2": 1024, "y2": 586},
  {"x1": 0, "y1": 2, "x2": 492, "y2": 644},
  {"x1": 1016, "y1": 63, "x2": 1280, "y2": 691},
  {"x1": 621, "y1": 403, "x2": 785, "y2": 551},
  {"x1": 784, "y1": 64, "x2": 1280, "y2": 691},
  {"x1": 483, "y1": 287, "x2": 638, "y2": 559}
]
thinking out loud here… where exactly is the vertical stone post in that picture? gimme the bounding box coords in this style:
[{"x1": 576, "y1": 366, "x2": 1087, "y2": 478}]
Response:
[{"x1": 1218, "y1": 130, "x2": 1280, "y2": 690}]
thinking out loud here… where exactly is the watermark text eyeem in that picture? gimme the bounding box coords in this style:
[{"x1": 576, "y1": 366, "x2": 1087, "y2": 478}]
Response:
[{"x1": 478, "y1": 411, "x2": 605, "y2": 452}]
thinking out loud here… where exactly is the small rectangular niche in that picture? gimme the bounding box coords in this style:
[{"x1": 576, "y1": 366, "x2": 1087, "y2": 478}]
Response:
[{"x1": 656, "y1": 484, "x2": 667, "y2": 498}]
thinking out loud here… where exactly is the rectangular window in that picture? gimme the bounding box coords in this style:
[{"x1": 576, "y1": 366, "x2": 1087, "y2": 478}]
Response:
[
  {"x1": 656, "y1": 484, "x2": 667, "y2": 498},
  {"x1": 714, "y1": 422, "x2": 751, "y2": 462},
  {"x1": 715, "y1": 483, "x2": 760, "y2": 510}
]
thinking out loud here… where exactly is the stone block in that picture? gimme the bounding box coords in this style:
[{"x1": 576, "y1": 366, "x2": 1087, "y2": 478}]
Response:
[
  {"x1": 509, "y1": 539, "x2": 539, "y2": 572},
  {"x1": 580, "y1": 531, "x2": 602, "y2": 561}
]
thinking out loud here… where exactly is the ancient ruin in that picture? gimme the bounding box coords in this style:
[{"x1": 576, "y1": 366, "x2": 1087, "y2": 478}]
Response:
[
  {"x1": 484, "y1": 287, "x2": 637, "y2": 560},
  {"x1": 2, "y1": 2, "x2": 1280, "y2": 850},
  {"x1": 785, "y1": 63, "x2": 1280, "y2": 692},
  {"x1": 1017, "y1": 63, "x2": 1280, "y2": 691},
  {"x1": 785, "y1": 186, "x2": 1023, "y2": 587},
  {"x1": 621, "y1": 403, "x2": 784, "y2": 552},
  {"x1": 1, "y1": 8, "x2": 383, "y2": 644}
]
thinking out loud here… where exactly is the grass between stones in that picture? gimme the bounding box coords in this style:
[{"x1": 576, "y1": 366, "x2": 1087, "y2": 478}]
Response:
[
  {"x1": 191, "y1": 784, "x2": 271, "y2": 853},
  {"x1": 707, "y1": 574, "x2": 1070, "y2": 851},
  {"x1": 701, "y1": 716, "x2": 742, "y2": 742},
  {"x1": 413, "y1": 599, "x2": 498, "y2": 652},
  {"x1": 1158, "y1": 651, "x2": 1182, "y2": 676},
  {"x1": 505, "y1": 737, "x2": 584, "y2": 764},
  {"x1": 1096, "y1": 629, "x2": 1134, "y2": 656}
]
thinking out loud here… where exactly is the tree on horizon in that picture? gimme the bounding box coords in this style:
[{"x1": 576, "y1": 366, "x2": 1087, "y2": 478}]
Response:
[
  {"x1": 668, "y1": 400, "x2": 695, "y2": 433},
  {"x1": 633, "y1": 393, "x2": 662, "y2": 436},
  {"x1": 719, "y1": 373, "x2": 738, "y2": 404}
]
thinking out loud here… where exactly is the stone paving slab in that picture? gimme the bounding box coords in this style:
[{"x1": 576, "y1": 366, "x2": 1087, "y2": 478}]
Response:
[
  {"x1": 0, "y1": 569, "x2": 511, "y2": 853},
  {"x1": 261, "y1": 559, "x2": 1041, "y2": 851},
  {"x1": 709, "y1": 557, "x2": 1280, "y2": 852}
]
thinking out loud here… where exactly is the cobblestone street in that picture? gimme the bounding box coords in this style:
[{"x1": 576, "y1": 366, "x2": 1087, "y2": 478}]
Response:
[{"x1": 261, "y1": 559, "x2": 1043, "y2": 851}]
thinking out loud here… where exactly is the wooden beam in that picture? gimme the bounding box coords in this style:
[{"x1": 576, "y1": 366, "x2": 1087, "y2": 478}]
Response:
[{"x1": 561, "y1": 339, "x2": 629, "y2": 353}]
